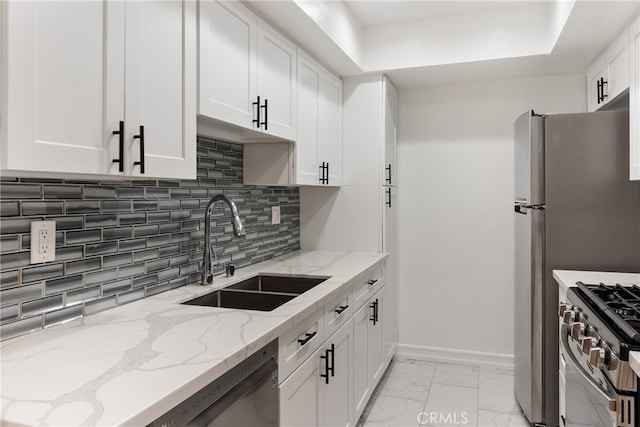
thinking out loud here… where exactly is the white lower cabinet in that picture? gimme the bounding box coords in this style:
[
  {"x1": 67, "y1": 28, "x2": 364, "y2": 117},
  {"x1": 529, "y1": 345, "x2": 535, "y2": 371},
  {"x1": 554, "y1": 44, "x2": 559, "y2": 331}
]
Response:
[
  {"x1": 353, "y1": 288, "x2": 385, "y2": 422},
  {"x1": 280, "y1": 318, "x2": 354, "y2": 427},
  {"x1": 279, "y1": 262, "x2": 388, "y2": 426}
]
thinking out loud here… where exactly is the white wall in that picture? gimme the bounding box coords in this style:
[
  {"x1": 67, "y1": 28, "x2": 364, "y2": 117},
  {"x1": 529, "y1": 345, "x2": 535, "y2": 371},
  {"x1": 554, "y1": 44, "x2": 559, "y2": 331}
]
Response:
[{"x1": 396, "y1": 74, "x2": 586, "y2": 362}]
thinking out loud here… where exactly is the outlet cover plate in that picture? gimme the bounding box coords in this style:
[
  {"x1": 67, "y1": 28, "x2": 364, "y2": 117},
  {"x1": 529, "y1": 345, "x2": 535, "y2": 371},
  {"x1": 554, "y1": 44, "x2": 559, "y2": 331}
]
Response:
[
  {"x1": 271, "y1": 206, "x2": 281, "y2": 225},
  {"x1": 30, "y1": 221, "x2": 56, "y2": 263}
]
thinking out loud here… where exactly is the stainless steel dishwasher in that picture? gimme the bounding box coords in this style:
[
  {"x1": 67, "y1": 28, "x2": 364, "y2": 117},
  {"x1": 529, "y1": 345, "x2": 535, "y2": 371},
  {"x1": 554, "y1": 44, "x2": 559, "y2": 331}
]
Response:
[{"x1": 148, "y1": 340, "x2": 278, "y2": 427}]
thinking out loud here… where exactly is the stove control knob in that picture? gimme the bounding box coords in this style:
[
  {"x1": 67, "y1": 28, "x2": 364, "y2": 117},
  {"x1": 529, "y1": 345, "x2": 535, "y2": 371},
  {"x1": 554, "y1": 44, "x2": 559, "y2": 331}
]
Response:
[
  {"x1": 563, "y1": 311, "x2": 576, "y2": 325},
  {"x1": 589, "y1": 347, "x2": 606, "y2": 368},
  {"x1": 581, "y1": 337, "x2": 594, "y2": 354},
  {"x1": 558, "y1": 303, "x2": 570, "y2": 317},
  {"x1": 571, "y1": 322, "x2": 585, "y2": 339}
]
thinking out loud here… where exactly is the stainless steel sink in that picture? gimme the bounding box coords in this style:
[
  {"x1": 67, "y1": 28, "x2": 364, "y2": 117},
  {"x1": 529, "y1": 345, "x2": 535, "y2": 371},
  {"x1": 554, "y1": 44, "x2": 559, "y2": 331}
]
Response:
[
  {"x1": 181, "y1": 274, "x2": 329, "y2": 312},
  {"x1": 225, "y1": 274, "x2": 328, "y2": 295}
]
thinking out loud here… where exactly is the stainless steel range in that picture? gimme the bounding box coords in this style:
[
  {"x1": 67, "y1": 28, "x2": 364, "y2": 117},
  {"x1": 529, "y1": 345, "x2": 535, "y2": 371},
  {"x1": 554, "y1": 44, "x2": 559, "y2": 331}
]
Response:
[{"x1": 560, "y1": 282, "x2": 640, "y2": 427}]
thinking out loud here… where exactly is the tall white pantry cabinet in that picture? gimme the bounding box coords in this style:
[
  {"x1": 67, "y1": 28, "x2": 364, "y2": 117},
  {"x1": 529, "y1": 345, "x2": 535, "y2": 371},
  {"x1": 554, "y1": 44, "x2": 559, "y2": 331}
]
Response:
[{"x1": 300, "y1": 73, "x2": 399, "y2": 387}]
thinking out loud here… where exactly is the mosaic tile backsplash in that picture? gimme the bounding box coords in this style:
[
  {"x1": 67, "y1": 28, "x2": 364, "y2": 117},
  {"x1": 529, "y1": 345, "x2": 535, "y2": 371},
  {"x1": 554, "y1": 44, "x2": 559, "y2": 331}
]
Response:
[{"x1": 0, "y1": 137, "x2": 300, "y2": 340}]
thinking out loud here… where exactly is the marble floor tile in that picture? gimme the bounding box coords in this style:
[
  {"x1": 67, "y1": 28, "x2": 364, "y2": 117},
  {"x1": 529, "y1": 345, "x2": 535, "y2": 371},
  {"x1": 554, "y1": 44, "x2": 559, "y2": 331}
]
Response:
[
  {"x1": 431, "y1": 363, "x2": 479, "y2": 389},
  {"x1": 363, "y1": 394, "x2": 426, "y2": 427},
  {"x1": 421, "y1": 383, "x2": 478, "y2": 427},
  {"x1": 478, "y1": 372, "x2": 521, "y2": 415},
  {"x1": 477, "y1": 410, "x2": 530, "y2": 427},
  {"x1": 378, "y1": 360, "x2": 437, "y2": 400}
]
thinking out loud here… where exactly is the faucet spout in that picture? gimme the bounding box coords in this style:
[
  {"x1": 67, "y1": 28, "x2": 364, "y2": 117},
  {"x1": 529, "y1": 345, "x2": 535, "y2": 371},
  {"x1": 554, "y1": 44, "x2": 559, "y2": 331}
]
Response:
[{"x1": 202, "y1": 194, "x2": 246, "y2": 285}]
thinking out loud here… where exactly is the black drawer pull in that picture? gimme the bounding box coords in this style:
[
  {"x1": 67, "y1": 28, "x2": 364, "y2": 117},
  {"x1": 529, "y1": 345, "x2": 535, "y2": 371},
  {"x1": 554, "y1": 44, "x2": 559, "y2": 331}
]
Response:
[
  {"x1": 385, "y1": 164, "x2": 392, "y2": 184},
  {"x1": 334, "y1": 305, "x2": 349, "y2": 315},
  {"x1": 298, "y1": 331, "x2": 316, "y2": 346},
  {"x1": 367, "y1": 279, "x2": 378, "y2": 286}
]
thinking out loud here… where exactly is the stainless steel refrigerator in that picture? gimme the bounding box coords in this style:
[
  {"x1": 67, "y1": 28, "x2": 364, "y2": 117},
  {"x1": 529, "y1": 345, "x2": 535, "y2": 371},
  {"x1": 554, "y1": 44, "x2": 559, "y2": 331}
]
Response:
[{"x1": 513, "y1": 110, "x2": 640, "y2": 426}]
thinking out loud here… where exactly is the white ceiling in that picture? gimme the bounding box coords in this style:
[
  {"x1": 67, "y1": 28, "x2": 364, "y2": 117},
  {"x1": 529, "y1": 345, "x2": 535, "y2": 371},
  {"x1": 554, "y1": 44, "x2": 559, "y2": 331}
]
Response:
[
  {"x1": 246, "y1": 0, "x2": 640, "y2": 88},
  {"x1": 343, "y1": 0, "x2": 526, "y2": 26}
]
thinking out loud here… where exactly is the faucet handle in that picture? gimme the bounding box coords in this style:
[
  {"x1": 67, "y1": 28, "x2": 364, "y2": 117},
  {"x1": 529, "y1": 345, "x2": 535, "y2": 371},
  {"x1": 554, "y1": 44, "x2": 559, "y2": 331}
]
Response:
[{"x1": 224, "y1": 263, "x2": 236, "y2": 277}]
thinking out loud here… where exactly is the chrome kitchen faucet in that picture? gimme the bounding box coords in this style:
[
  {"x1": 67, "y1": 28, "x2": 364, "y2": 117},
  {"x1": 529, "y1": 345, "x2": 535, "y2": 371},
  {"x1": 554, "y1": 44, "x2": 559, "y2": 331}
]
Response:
[{"x1": 202, "y1": 194, "x2": 246, "y2": 285}]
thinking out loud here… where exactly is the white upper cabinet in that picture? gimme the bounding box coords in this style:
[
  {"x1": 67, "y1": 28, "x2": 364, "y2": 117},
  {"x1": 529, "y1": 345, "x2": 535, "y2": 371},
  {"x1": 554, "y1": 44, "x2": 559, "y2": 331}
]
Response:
[
  {"x1": 198, "y1": 0, "x2": 296, "y2": 141},
  {"x1": 1, "y1": 0, "x2": 196, "y2": 179},
  {"x1": 295, "y1": 50, "x2": 342, "y2": 186},
  {"x1": 1, "y1": 1, "x2": 114, "y2": 175},
  {"x1": 587, "y1": 29, "x2": 630, "y2": 112},
  {"x1": 631, "y1": 17, "x2": 640, "y2": 180},
  {"x1": 198, "y1": 0, "x2": 256, "y2": 131},
  {"x1": 256, "y1": 19, "x2": 297, "y2": 140},
  {"x1": 124, "y1": 1, "x2": 197, "y2": 179},
  {"x1": 383, "y1": 78, "x2": 397, "y2": 186}
]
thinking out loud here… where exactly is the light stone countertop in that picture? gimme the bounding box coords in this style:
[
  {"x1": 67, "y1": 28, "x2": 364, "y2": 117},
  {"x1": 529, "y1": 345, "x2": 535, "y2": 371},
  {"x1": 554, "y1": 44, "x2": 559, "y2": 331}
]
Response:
[
  {"x1": 553, "y1": 269, "x2": 640, "y2": 376},
  {"x1": 0, "y1": 250, "x2": 387, "y2": 427}
]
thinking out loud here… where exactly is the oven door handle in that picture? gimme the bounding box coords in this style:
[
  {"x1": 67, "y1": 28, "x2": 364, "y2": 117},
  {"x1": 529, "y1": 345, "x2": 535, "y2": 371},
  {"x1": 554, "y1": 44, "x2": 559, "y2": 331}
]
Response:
[{"x1": 560, "y1": 324, "x2": 617, "y2": 412}]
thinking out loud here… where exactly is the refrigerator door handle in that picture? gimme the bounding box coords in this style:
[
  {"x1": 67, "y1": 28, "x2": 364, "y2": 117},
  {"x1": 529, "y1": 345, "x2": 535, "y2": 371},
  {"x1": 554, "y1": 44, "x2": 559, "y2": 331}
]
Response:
[{"x1": 514, "y1": 202, "x2": 546, "y2": 214}]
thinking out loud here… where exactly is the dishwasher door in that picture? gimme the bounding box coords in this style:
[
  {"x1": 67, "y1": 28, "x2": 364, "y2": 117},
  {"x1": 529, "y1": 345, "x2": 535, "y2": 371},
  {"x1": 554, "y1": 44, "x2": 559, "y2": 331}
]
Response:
[
  {"x1": 189, "y1": 357, "x2": 278, "y2": 426},
  {"x1": 149, "y1": 340, "x2": 278, "y2": 427}
]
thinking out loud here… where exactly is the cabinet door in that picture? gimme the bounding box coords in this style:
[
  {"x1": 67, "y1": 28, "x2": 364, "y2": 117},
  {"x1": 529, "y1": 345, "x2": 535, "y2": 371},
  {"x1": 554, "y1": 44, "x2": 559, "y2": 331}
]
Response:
[
  {"x1": 352, "y1": 302, "x2": 371, "y2": 422},
  {"x1": 280, "y1": 346, "x2": 321, "y2": 427},
  {"x1": 198, "y1": 0, "x2": 256, "y2": 130},
  {"x1": 383, "y1": 192, "x2": 397, "y2": 363},
  {"x1": 2, "y1": 1, "x2": 121, "y2": 175},
  {"x1": 382, "y1": 78, "x2": 397, "y2": 186},
  {"x1": 125, "y1": 0, "x2": 196, "y2": 179},
  {"x1": 631, "y1": 18, "x2": 640, "y2": 181},
  {"x1": 321, "y1": 319, "x2": 354, "y2": 427},
  {"x1": 296, "y1": 52, "x2": 321, "y2": 185},
  {"x1": 368, "y1": 292, "x2": 385, "y2": 387},
  {"x1": 256, "y1": 19, "x2": 297, "y2": 140},
  {"x1": 606, "y1": 30, "x2": 630, "y2": 102},
  {"x1": 318, "y1": 72, "x2": 342, "y2": 187},
  {"x1": 586, "y1": 57, "x2": 606, "y2": 112}
]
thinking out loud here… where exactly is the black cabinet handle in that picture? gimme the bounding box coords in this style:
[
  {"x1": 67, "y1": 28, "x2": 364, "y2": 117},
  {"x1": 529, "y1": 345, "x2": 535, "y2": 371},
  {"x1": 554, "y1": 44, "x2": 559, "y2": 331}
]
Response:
[
  {"x1": 385, "y1": 188, "x2": 392, "y2": 207},
  {"x1": 385, "y1": 164, "x2": 392, "y2": 184},
  {"x1": 319, "y1": 162, "x2": 329, "y2": 184},
  {"x1": 252, "y1": 96, "x2": 261, "y2": 128},
  {"x1": 297, "y1": 331, "x2": 316, "y2": 346},
  {"x1": 596, "y1": 79, "x2": 601, "y2": 104},
  {"x1": 261, "y1": 98, "x2": 268, "y2": 130},
  {"x1": 112, "y1": 120, "x2": 124, "y2": 172},
  {"x1": 320, "y1": 344, "x2": 335, "y2": 384},
  {"x1": 370, "y1": 299, "x2": 378, "y2": 325},
  {"x1": 600, "y1": 77, "x2": 608, "y2": 102},
  {"x1": 334, "y1": 305, "x2": 349, "y2": 315},
  {"x1": 367, "y1": 279, "x2": 378, "y2": 286},
  {"x1": 133, "y1": 125, "x2": 145, "y2": 174}
]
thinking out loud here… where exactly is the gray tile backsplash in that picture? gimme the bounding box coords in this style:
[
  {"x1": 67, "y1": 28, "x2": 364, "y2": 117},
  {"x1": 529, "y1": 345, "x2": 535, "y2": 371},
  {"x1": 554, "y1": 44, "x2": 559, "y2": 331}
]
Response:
[{"x1": 0, "y1": 137, "x2": 300, "y2": 341}]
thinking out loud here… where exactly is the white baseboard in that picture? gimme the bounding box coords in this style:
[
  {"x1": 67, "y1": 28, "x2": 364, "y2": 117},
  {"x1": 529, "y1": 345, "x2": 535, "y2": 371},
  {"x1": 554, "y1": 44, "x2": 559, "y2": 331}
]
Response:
[{"x1": 396, "y1": 343, "x2": 514, "y2": 370}]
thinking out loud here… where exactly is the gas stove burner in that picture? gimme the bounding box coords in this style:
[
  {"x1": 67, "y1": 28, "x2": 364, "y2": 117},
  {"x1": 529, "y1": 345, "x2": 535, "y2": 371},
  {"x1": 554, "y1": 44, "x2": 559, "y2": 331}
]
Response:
[{"x1": 576, "y1": 281, "x2": 640, "y2": 343}]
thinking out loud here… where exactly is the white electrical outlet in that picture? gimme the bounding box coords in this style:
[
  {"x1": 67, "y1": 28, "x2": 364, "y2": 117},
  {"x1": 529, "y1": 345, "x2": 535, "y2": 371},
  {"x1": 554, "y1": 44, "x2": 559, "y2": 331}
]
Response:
[
  {"x1": 30, "y1": 221, "x2": 56, "y2": 263},
  {"x1": 271, "y1": 206, "x2": 281, "y2": 225}
]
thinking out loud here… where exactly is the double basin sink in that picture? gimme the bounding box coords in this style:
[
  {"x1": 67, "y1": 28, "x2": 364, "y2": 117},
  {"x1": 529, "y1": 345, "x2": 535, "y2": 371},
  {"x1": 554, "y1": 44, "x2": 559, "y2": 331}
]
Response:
[{"x1": 182, "y1": 274, "x2": 329, "y2": 312}]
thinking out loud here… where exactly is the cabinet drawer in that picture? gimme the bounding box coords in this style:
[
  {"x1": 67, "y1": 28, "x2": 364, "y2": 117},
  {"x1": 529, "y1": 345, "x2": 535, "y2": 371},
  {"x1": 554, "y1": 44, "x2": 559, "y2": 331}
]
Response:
[
  {"x1": 279, "y1": 310, "x2": 324, "y2": 382},
  {"x1": 323, "y1": 290, "x2": 353, "y2": 339},
  {"x1": 352, "y1": 264, "x2": 385, "y2": 311}
]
